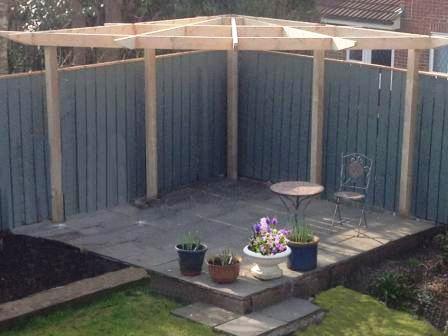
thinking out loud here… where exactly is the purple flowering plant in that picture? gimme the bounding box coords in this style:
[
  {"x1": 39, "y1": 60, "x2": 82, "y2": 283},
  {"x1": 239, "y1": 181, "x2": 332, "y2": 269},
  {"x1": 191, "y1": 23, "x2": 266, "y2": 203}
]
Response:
[{"x1": 248, "y1": 217, "x2": 289, "y2": 256}]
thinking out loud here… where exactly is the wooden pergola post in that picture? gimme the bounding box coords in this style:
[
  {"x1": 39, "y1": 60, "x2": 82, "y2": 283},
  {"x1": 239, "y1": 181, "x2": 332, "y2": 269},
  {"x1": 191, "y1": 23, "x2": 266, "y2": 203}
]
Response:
[
  {"x1": 227, "y1": 49, "x2": 238, "y2": 180},
  {"x1": 144, "y1": 49, "x2": 158, "y2": 199},
  {"x1": 399, "y1": 49, "x2": 421, "y2": 216},
  {"x1": 310, "y1": 50, "x2": 325, "y2": 184},
  {"x1": 44, "y1": 47, "x2": 64, "y2": 222}
]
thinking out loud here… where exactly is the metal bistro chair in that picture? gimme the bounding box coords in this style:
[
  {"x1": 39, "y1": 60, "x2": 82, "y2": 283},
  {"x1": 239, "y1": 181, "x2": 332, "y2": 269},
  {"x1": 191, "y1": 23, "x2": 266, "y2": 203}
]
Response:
[{"x1": 331, "y1": 153, "x2": 373, "y2": 232}]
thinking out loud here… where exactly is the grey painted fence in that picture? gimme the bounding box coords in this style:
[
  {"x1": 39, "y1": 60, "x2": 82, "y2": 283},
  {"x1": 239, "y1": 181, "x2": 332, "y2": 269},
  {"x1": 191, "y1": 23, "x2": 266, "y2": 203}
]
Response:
[
  {"x1": 1, "y1": 50, "x2": 447, "y2": 228},
  {"x1": 412, "y1": 73, "x2": 448, "y2": 224},
  {"x1": 239, "y1": 52, "x2": 406, "y2": 213},
  {"x1": 323, "y1": 61, "x2": 406, "y2": 212},
  {"x1": 238, "y1": 52, "x2": 312, "y2": 182},
  {"x1": 0, "y1": 51, "x2": 227, "y2": 228}
]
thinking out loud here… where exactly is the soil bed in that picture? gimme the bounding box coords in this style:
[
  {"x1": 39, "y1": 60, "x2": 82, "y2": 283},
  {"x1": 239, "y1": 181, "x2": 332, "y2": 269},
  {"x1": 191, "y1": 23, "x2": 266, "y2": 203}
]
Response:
[
  {"x1": 0, "y1": 234, "x2": 125, "y2": 304},
  {"x1": 347, "y1": 233, "x2": 448, "y2": 331}
]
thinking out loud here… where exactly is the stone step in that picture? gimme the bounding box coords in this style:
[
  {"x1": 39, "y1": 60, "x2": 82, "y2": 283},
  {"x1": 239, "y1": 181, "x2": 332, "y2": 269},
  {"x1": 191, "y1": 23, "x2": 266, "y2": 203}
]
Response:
[{"x1": 172, "y1": 298, "x2": 324, "y2": 336}]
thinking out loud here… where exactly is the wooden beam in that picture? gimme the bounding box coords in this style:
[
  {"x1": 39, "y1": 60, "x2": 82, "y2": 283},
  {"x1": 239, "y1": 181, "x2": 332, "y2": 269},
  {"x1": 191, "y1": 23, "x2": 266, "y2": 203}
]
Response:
[
  {"x1": 310, "y1": 50, "x2": 325, "y2": 184},
  {"x1": 399, "y1": 50, "x2": 421, "y2": 216},
  {"x1": 231, "y1": 17, "x2": 238, "y2": 50},
  {"x1": 2, "y1": 32, "x2": 130, "y2": 48},
  {"x1": 115, "y1": 17, "x2": 224, "y2": 49},
  {"x1": 345, "y1": 36, "x2": 436, "y2": 50},
  {"x1": 44, "y1": 47, "x2": 64, "y2": 222},
  {"x1": 227, "y1": 49, "x2": 238, "y2": 180},
  {"x1": 144, "y1": 49, "x2": 158, "y2": 200},
  {"x1": 283, "y1": 26, "x2": 356, "y2": 50}
]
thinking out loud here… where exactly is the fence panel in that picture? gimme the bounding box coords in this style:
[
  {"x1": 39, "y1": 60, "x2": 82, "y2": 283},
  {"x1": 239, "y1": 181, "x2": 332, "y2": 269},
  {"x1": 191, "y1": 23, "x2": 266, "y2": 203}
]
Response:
[
  {"x1": 412, "y1": 73, "x2": 448, "y2": 224},
  {"x1": 0, "y1": 73, "x2": 50, "y2": 227},
  {"x1": 323, "y1": 61, "x2": 405, "y2": 212},
  {"x1": 238, "y1": 51, "x2": 313, "y2": 182},
  {"x1": 0, "y1": 51, "x2": 227, "y2": 227}
]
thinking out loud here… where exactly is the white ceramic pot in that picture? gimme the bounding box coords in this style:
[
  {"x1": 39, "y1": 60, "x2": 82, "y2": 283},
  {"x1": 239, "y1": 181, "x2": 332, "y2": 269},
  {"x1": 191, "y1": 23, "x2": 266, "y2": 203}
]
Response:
[{"x1": 243, "y1": 245, "x2": 291, "y2": 280}]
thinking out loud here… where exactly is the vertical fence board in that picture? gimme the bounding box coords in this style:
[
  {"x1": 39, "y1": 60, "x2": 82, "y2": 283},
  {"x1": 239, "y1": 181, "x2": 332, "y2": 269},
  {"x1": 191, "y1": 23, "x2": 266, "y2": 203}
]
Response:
[
  {"x1": 288, "y1": 58, "x2": 303, "y2": 180},
  {"x1": 20, "y1": 77, "x2": 37, "y2": 224},
  {"x1": 31, "y1": 75, "x2": 49, "y2": 221},
  {"x1": 115, "y1": 64, "x2": 128, "y2": 203},
  {"x1": 0, "y1": 80, "x2": 13, "y2": 227},
  {"x1": 75, "y1": 69, "x2": 88, "y2": 213},
  {"x1": 280, "y1": 59, "x2": 293, "y2": 180},
  {"x1": 85, "y1": 69, "x2": 98, "y2": 211}
]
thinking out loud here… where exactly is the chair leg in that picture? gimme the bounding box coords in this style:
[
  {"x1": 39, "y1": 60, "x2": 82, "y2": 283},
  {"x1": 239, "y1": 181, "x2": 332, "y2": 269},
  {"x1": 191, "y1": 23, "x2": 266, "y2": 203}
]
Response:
[
  {"x1": 332, "y1": 198, "x2": 342, "y2": 226},
  {"x1": 357, "y1": 203, "x2": 367, "y2": 237}
]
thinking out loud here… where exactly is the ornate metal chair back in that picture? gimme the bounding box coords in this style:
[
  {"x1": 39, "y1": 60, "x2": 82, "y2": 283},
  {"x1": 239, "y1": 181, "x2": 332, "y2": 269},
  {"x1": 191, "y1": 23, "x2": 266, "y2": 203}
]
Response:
[{"x1": 338, "y1": 153, "x2": 373, "y2": 194}]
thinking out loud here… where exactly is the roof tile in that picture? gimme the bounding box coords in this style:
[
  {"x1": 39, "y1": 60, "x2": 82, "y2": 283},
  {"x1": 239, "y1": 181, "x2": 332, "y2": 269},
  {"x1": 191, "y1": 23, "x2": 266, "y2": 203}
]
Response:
[{"x1": 320, "y1": 0, "x2": 403, "y2": 25}]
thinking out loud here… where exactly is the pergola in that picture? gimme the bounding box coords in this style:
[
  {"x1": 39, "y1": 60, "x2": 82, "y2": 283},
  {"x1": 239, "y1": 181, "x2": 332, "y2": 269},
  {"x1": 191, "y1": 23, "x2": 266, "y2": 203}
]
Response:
[{"x1": 1, "y1": 14, "x2": 447, "y2": 223}]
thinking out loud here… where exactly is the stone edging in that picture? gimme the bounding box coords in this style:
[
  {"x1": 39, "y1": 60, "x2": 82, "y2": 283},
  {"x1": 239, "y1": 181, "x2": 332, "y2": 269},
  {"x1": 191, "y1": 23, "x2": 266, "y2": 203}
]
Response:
[{"x1": 0, "y1": 267, "x2": 149, "y2": 330}]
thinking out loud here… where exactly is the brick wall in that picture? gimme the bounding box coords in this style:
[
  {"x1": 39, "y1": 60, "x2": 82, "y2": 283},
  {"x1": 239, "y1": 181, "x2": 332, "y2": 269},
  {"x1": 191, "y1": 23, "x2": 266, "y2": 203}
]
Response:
[
  {"x1": 394, "y1": 0, "x2": 448, "y2": 70},
  {"x1": 317, "y1": 0, "x2": 448, "y2": 70}
]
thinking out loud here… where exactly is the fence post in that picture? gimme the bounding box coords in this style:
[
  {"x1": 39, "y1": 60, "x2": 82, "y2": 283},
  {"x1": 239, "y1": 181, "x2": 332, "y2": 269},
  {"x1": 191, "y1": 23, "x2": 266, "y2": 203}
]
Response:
[
  {"x1": 144, "y1": 49, "x2": 158, "y2": 200},
  {"x1": 310, "y1": 50, "x2": 325, "y2": 184},
  {"x1": 44, "y1": 47, "x2": 64, "y2": 223},
  {"x1": 399, "y1": 49, "x2": 421, "y2": 216},
  {"x1": 227, "y1": 49, "x2": 239, "y2": 180}
]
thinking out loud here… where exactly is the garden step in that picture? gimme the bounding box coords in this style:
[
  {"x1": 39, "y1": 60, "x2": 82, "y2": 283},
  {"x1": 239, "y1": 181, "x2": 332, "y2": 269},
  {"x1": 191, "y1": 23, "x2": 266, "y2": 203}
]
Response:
[{"x1": 172, "y1": 298, "x2": 324, "y2": 336}]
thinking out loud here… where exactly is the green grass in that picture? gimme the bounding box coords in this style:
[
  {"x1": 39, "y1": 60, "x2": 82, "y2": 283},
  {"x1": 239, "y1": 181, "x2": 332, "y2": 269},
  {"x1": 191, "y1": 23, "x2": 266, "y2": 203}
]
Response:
[
  {"x1": 299, "y1": 287, "x2": 441, "y2": 336},
  {"x1": 1, "y1": 286, "x2": 214, "y2": 336},
  {"x1": 1, "y1": 286, "x2": 441, "y2": 336}
]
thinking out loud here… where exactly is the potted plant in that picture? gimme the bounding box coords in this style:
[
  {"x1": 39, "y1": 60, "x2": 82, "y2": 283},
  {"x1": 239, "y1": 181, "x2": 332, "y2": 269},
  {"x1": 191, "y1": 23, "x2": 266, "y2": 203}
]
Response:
[
  {"x1": 243, "y1": 217, "x2": 291, "y2": 280},
  {"x1": 175, "y1": 233, "x2": 207, "y2": 276},
  {"x1": 207, "y1": 249, "x2": 241, "y2": 284},
  {"x1": 287, "y1": 218, "x2": 319, "y2": 272}
]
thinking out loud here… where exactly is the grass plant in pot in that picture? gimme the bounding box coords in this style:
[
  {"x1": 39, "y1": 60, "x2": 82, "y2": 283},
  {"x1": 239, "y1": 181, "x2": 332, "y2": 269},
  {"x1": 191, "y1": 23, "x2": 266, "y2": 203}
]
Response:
[
  {"x1": 287, "y1": 218, "x2": 319, "y2": 272},
  {"x1": 207, "y1": 249, "x2": 241, "y2": 284},
  {"x1": 243, "y1": 217, "x2": 291, "y2": 280},
  {"x1": 175, "y1": 233, "x2": 207, "y2": 276}
]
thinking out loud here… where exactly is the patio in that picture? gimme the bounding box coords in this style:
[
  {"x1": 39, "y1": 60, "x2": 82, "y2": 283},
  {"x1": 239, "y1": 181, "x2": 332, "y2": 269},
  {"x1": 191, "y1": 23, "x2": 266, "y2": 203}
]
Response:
[{"x1": 13, "y1": 178, "x2": 437, "y2": 314}]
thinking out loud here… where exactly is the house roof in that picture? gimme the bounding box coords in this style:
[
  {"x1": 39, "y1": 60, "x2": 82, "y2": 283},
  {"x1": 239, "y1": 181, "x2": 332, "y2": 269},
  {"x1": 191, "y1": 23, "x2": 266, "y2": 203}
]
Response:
[{"x1": 320, "y1": 0, "x2": 403, "y2": 25}]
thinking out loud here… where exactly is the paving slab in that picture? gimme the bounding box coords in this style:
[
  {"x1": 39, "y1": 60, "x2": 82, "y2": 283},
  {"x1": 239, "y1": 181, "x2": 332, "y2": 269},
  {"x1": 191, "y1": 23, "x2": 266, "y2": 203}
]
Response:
[
  {"x1": 172, "y1": 302, "x2": 239, "y2": 327},
  {"x1": 258, "y1": 298, "x2": 320, "y2": 323},
  {"x1": 214, "y1": 313, "x2": 285, "y2": 336}
]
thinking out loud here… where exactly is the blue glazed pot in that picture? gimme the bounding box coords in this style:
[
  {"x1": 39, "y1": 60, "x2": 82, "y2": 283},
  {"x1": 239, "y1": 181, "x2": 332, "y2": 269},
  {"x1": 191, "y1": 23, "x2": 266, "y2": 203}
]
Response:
[
  {"x1": 175, "y1": 244, "x2": 208, "y2": 276},
  {"x1": 287, "y1": 237, "x2": 319, "y2": 272}
]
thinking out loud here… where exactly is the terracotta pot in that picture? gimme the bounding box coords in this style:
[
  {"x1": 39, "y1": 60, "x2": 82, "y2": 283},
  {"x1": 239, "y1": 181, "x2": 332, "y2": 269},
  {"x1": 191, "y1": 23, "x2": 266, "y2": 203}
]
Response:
[{"x1": 207, "y1": 261, "x2": 240, "y2": 284}]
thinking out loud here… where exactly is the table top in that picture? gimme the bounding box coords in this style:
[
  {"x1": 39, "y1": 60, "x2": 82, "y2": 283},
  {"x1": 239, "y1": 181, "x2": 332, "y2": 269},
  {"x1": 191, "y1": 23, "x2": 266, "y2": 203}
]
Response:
[{"x1": 270, "y1": 181, "x2": 324, "y2": 197}]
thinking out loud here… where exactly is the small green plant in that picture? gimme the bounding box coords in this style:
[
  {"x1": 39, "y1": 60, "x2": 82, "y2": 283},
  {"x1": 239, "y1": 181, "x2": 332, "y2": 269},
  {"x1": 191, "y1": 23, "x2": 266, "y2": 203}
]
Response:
[
  {"x1": 370, "y1": 272, "x2": 414, "y2": 308},
  {"x1": 288, "y1": 218, "x2": 314, "y2": 243},
  {"x1": 406, "y1": 257, "x2": 421, "y2": 268},
  {"x1": 208, "y1": 249, "x2": 241, "y2": 266},
  {"x1": 178, "y1": 232, "x2": 202, "y2": 251},
  {"x1": 434, "y1": 232, "x2": 448, "y2": 264}
]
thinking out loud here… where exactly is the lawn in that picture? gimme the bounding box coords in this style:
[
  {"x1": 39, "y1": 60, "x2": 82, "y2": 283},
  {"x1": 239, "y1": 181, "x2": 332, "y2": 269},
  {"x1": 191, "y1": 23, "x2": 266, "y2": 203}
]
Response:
[
  {"x1": 301, "y1": 287, "x2": 442, "y2": 336},
  {"x1": 1, "y1": 286, "x2": 441, "y2": 336},
  {"x1": 1, "y1": 286, "x2": 214, "y2": 336}
]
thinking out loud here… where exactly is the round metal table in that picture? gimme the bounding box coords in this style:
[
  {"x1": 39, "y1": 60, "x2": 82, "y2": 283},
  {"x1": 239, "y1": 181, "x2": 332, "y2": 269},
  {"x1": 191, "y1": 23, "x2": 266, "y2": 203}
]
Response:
[{"x1": 270, "y1": 181, "x2": 324, "y2": 222}]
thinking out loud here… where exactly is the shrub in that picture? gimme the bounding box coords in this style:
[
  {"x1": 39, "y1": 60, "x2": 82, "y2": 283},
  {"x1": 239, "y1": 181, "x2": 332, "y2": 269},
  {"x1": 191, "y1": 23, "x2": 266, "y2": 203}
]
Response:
[{"x1": 370, "y1": 272, "x2": 414, "y2": 309}]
